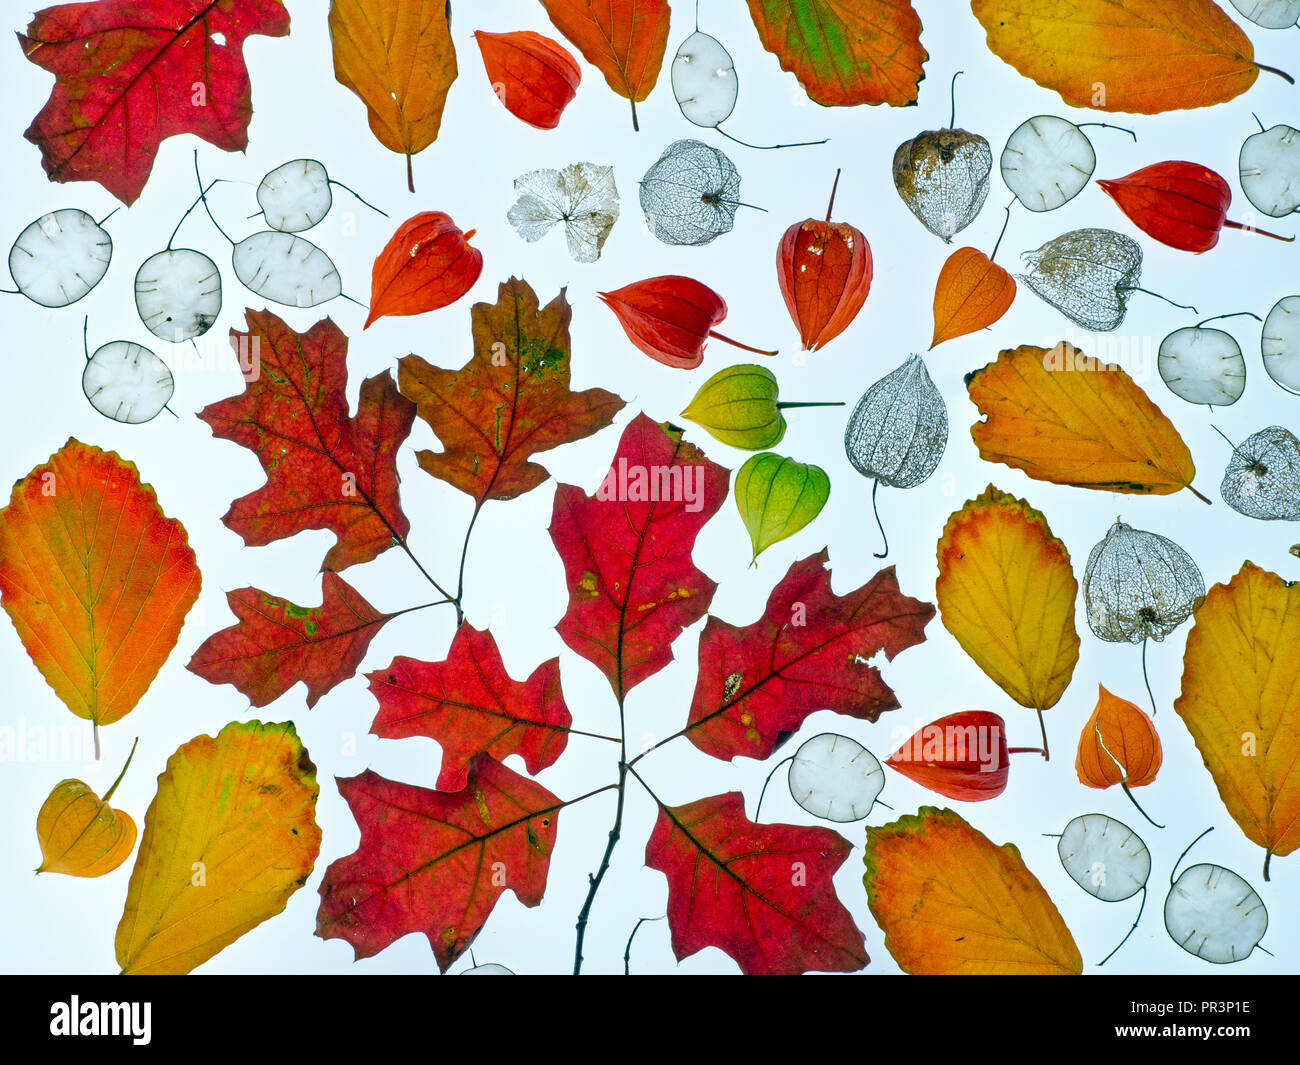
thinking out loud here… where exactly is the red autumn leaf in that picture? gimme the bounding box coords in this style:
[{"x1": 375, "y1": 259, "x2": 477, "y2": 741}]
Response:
[
  {"x1": 930, "y1": 247, "x2": 1016, "y2": 347},
  {"x1": 399, "y1": 279, "x2": 624, "y2": 506},
  {"x1": 885, "y1": 710, "x2": 1011, "y2": 801},
  {"x1": 369, "y1": 623, "x2": 573, "y2": 791},
  {"x1": 644, "y1": 790, "x2": 868, "y2": 974},
  {"x1": 540, "y1": 0, "x2": 670, "y2": 130},
  {"x1": 316, "y1": 757, "x2": 561, "y2": 971},
  {"x1": 776, "y1": 171, "x2": 873, "y2": 351},
  {"x1": 187, "y1": 573, "x2": 393, "y2": 709},
  {"x1": 199, "y1": 309, "x2": 415, "y2": 572},
  {"x1": 365, "y1": 212, "x2": 483, "y2": 327},
  {"x1": 550, "y1": 413, "x2": 728, "y2": 697},
  {"x1": 474, "y1": 30, "x2": 581, "y2": 130},
  {"x1": 599, "y1": 276, "x2": 776, "y2": 369},
  {"x1": 1098, "y1": 161, "x2": 1294, "y2": 253},
  {"x1": 18, "y1": 0, "x2": 290, "y2": 205},
  {"x1": 684, "y1": 550, "x2": 934, "y2": 762}
]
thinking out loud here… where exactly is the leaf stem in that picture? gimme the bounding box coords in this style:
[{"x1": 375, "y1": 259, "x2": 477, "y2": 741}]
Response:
[
  {"x1": 630, "y1": 98, "x2": 639, "y2": 133},
  {"x1": 1223, "y1": 218, "x2": 1294, "y2": 242},
  {"x1": 102, "y1": 737, "x2": 138, "y2": 802},
  {"x1": 573, "y1": 761, "x2": 627, "y2": 974},
  {"x1": 1034, "y1": 706, "x2": 1051, "y2": 761},
  {"x1": 871, "y1": 479, "x2": 889, "y2": 559},
  {"x1": 406, "y1": 154, "x2": 415, "y2": 193},
  {"x1": 1121, "y1": 781, "x2": 1165, "y2": 829},
  {"x1": 707, "y1": 329, "x2": 777, "y2": 356},
  {"x1": 452, "y1": 501, "x2": 485, "y2": 626},
  {"x1": 825, "y1": 167, "x2": 842, "y2": 223},
  {"x1": 623, "y1": 915, "x2": 664, "y2": 975},
  {"x1": 776, "y1": 401, "x2": 845, "y2": 410},
  {"x1": 1254, "y1": 62, "x2": 1294, "y2": 85}
]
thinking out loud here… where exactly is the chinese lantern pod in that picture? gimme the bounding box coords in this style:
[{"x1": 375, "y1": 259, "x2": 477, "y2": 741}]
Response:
[
  {"x1": 473, "y1": 30, "x2": 581, "y2": 130},
  {"x1": 885, "y1": 710, "x2": 1010, "y2": 801},
  {"x1": 681, "y1": 364, "x2": 787, "y2": 449},
  {"x1": 36, "y1": 739, "x2": 139, "y2": 877},
  {"x1": 776, "y1": 171, "x2": 873, "y2": 351},
  {"x1": 733, "y1": 453, "x2": 829, "y2": 563},
  {"x1": 1083, "y1": 521, "x2": 1204, "y2": 645},
  {"x1": 1076, "y1": 685, "x2": 1162, "y2": 790}
]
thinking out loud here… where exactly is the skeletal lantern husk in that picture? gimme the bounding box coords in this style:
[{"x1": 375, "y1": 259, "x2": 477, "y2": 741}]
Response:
[
  {"x1": 258, "y1": 159, "x2": 332, "y2": 232},
  {"x1": 1083, "y1": 520, "x2": 1205, "y2": 644},
  {"x1": 1229, "y1": 0, "x2": 1300, "y2": 29},
  {"x1": 135, "y1": 248, "x2": 222, "y2": 341},
  {"x1": 788, "y1": 733, "x2": 884, "y2": 822},
  {"x1": 83, "y1": 341, "x2": 174, "y2": 424},
  {"x1": 1239, "y1": 123, "x2": 1300, "y2": 218},
  {"x1": 1221, "y1": 425, "x2": 1300, "y2": 520},
  {"x1": 733, "y1": 453, "x2": 830, "y2": 563},
  {"x1": 681, "y1": 363, "x2": 786, "y2": 449},
  {"x1": 892, "y1": 127, "x2": 991, "y2": 241},
  {"x1": 1000, "y1": 115, "x2": 1096, "y2": 212},
  {"x1": 1157, "y1": 326, "x2": 1246, "y2": 406},
  {"x1": 844, "y1": 354, "x2": 947, "y2": 488},
  {"x1": 671, "y1": 31, "x2": 738, "y2": 129},
  {"x1": 1057, "y1": 814, "x2": 1150, "y2": 903},
  {"x1": 36, "y1": 778, "x2": 137, "y2": 877},
  {"x1": 1018, "y1": 228, "x2": 1141, "y2": 332},
  {"x1": 1262, "y1": 294, "x2": 1300, "y2": 392},
  {"x1": 639, "y1": 138, "x2": 741, "y2": 247},
  {"x1": 9, "y1": 208, "x2": 112, "y2": 308},
  {"x1": 232, "y1": 231, "x2": 341, "y2": 308},
  {"x1": 508, "y1": 162, "x2": 619, "y2": 263},
  {"x1": 1165, "y1": 863, "x2": 1268, "y2": 964}
]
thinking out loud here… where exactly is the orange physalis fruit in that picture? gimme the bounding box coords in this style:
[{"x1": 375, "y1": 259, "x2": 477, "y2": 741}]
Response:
[
  {"x1": 474, "y1": 30, "x2": 580, "y2": 130},
  {"x1": 931, "y1": 247, "x2": 1016, "y2": 347},
  {"x1": 36, "y1": 738, "x2": 138, "y2": 877},
  {"x1": 1077, "y1": 685, "x2": 1164, "y2": 826}
]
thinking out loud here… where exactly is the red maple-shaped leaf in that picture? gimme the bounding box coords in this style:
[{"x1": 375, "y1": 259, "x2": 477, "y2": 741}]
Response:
[
  {"x1": 685, "y1": 551, "x2": 934, "y2": 761},
  {"x1": 199, "y1": 309, "x2": 415, "y2": 572},
  {"x1": 187, "y1": 573, "x2": 393, "y2": 709},
  {"x1": 369, "y1": 623, "x2": 573, "y2": 791},
  {"x1": 316, "y1": 757, "x2": 561, "y2": 971},
  {"x1": 399, "y1": 278, "x2": 624, "y2": 507},
  {"x1": 19, "y1": 0, "x2": 291, "y2": 205},
  {"x1": 550, "y1": 413, "x2": 728, "y2": 698},
  {"x1": 645, "y1": 790, "x2": 868, "y2": 975}
]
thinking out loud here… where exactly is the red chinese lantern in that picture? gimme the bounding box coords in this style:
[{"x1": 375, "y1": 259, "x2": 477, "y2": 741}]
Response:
[
  {"x1": 1098, "y1": 161, "x2": 1294, "y2": 253},
  {"x1": 598, "y1": 275, "x2": 776, "y2": 369},
  {"x1": 776, "y1": 169, "x2": 873, "y2": 350},
  {"x1": 473, "y1": 30, "x2": 580, "y2": 130},
  {"x1": 885, "y1": 711, "x2": 1011, "y2": 801}
]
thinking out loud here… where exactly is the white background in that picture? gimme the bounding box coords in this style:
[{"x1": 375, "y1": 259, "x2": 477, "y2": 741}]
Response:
[{"x1": 1, "y1": 0, "x2": 1297, "y2": 976}]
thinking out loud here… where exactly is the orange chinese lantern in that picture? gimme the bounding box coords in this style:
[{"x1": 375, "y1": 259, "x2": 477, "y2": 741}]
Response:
[
  {"x1": 1076, "y1": 685, "x2": 1163, "y2": 826},
  {"x1": 885, "y1": 711, "x2": 1014, "y2": 801}
]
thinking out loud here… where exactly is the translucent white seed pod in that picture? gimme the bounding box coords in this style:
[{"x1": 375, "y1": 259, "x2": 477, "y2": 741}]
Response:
[
  {"x1": 135, "y1": 248, "x2": 222, "y2": 342},
  {"x1": 82, "y1": 341, "x2": 174, "y2": 424},
  {"x1": 9, "y1": 209, "x2": 112, "y2": 308}
]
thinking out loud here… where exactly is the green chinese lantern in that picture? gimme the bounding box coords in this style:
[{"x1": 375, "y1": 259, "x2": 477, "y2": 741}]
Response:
[
  {"x1": 734, "y1": 453, "x2": 830, "y2": 564},
  {"x1": 681, "y1": 364, "x2": 843, "y2": 450}
]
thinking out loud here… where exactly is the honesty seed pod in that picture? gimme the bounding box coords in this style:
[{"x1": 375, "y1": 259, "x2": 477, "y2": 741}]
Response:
[
  {"x1": 679, "y1": 363, "x2": 842, "y2": 450},
  {"x1": 35, "y1": 738, "x2": 138, "y2": 877},
  {"x1": 733, "y1": 453, "x2": 829, "y2": 564},
  {"x1": 7, "y1": 208, "x2": 112, "y2": 308},
  {"x1": 1239, "y1": 120, "x2": 1300, "y2": 218}
]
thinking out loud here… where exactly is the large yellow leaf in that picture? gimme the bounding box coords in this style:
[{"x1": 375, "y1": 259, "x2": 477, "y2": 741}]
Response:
[
  {"x1": 115, "y1": 721, "x2": 322, "y2": 975},
  {"x1": 863, "y1": 806, "x2": 1082, "y2": 974},
  {"x1": 1175, "y1": 563, "x2": 1300, "y2": 881},
  {"x1": 936, "y1": 486, "x2": 1079, "y2": 755},
  {"x1": 329, "y1": 0, "x2": 457, "y2": 191},
  {"x1": 967, "y1": 343, "x2": 1205, "y2": 500},
  {"x1": 971, "y1": 0, "x2": 1291, "y2": 114}
]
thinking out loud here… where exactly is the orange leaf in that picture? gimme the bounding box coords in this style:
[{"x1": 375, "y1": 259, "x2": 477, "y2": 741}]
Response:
[
  {"x1": 0, "y1": 441, "x2": 201, "y2": 751},
  {"x1": 931, "y1": 247, "x2": 1016, "y2": 347},
  {"x1": 966, "y1": 342, "x2": 1203, "y2": 499},
  {"x1": 1175, "y1": 563, "x2": 1300, "y2": 880},
  {"x1": 366, "y1": 212, "x2": 483, "y2": 328},
  {"x1": 540, "y1": 0, "x2": 671, "y2": 130},
  {"x1": 1076, "y1": 685, "x2": 1162, "y2": 789},
  {"x1": 863, "y1": 807, "x2": 1083, "y2": 974},
  {"x1": 746, "y1": 0, "x2": 927, "y2": 107},
  {"x1": 970, "y1": 0, "x2": 1291, "y2": 114},
  {"x1": 474, "y1": 30, "x2": 581, "y2": 130},
  {"x1": 329, "y1": 0, "x2": 457, "y2": 190}
]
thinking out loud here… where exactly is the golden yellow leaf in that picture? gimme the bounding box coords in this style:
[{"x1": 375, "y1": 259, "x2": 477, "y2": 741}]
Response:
[
  {"x1": 115, "y1": 721, "x2": 321, "y2": 975},
  {"x1": 936, "y1": 486, "x2": 1079, "y2": 756},
  {"x1": 36, "y1": 740, "x2": 138, "y2": 878},
  {"x1": 967, "y1": 343, "x2": 1206, "y2": 500},
  {"x1": 1175, "y1": 563, "x2": 1300, "y2": 881},
  {"x1": 970, "y1": 0, "x2": 1292, "y2": 115},
  {"x1": 863, "y1": 806, "x2": 1082, "y2": 974},
  {"x1": 329, "y1": 0, "x2": 457, "y2": 191}
]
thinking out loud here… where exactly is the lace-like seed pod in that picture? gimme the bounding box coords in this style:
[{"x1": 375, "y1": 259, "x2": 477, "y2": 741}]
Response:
[
  {"x1": 1018, "y1": 228, "x2": 1142, "y2": 332},
  {"x1": 508, "y1": 162, "x2": 618, "y2": 263},
  {"x1": 1220, "y1": 426, "x2": 1300, "y2": 520},
  {"x1": 639, "y1": 139, "x2": 742, "y2": 246},
  {"x1": 844, "y1": 355, "x2": 948, "y2": 489},
  {"x1": 893, "y1": 129, "x2": 991, "y2": 241},
  {"x1": 1083, "y1": 520, "x2": 1205, "y2": 644}
]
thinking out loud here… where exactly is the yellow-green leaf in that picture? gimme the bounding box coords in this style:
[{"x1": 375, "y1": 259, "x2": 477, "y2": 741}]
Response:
[{"x1": 734, "y1": 453, "x2": 830, "y2": 563}]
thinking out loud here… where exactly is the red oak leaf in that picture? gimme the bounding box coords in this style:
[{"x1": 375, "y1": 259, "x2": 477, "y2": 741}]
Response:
[
  {"x1": 316, "y1": 758, "x2": 561, "y2": 971},
  {"x1": 685, "y1": 551, "x2": 934, "y2": 761},
  {"x1": 199, "y1": 309, "x2": 415, "y2": 572},
  {"x1": 645, "y1": 790, "x2": 868, "y2": 975},
  {"x1": 187, "y1": 573, "x2": 393, "y2": 709},
  {"x1": 399, "y1": 279, "x2": 624, "y2": 507},
  {"x1": 19, "y1": 0, "x2": 291, "y2": 205},
  {"x1": 369, "y1": 623, "x2": 573, "y2": 791},
  {"x1": 550, "y1": 413, "x2": 728, "y2": 698}
]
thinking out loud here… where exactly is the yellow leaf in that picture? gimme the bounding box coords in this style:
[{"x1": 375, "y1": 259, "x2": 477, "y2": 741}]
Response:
[
  {"x1": 115, "y1": 721, "x2": 322, "y2": 975},
  {"x1": 1175, "y1": 563, "x2": 1300, "y2": 881},
  {"x1": 329, "y1": 0, "x2": 457, "y2": 191},
  {"x1": 863, "y1": 806, "x2": 1082, "y2": 974},
  {"x1": 936, "y1": 486, "x2": 1079, "y2": 756},
  {"x1": 967, "y1": 342, "x2": 1206, "y2": 500},
  {"x1": 970, "y1": 0, "x2": 1292, "y2": 114}
]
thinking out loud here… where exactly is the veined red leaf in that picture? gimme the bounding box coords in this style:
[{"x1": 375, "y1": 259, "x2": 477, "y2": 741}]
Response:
[
  {"x1": 886, "y1": 710, "x2": 1011, "y2": 801},
  {"x1": 398, "y1": 279, "x2": 624, "y2": 506},
  {"x1": 645, "y1": 790, "x2": 868, "y2": 974},
  {"x1": 19, "y1": 0, "x2": 290, "y2": 205},
  {"x1": 187, "y1": 573, "x2": 393, "y2": 709},
  {"x1": 474, "y1": 30, "x2": 581, "y2": 130},
  {"x1": 316, "y1": 758, "x2": 560, "y2": 971},
  {"x1": 685, "y1": 551, "x2": 934, "y2": 762},
  {"x1": 199, "y1": 309, "x2": 415, "y2": 572},
  {"x1": 550, "y1": 414, "x2": 728, "y2": 697},
  {"x1": 369, "y1": 623, "x2": 573, "y2": 791},
  {"x1": 365, "y1": 212, "x2": 482, "y2": 327}
]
